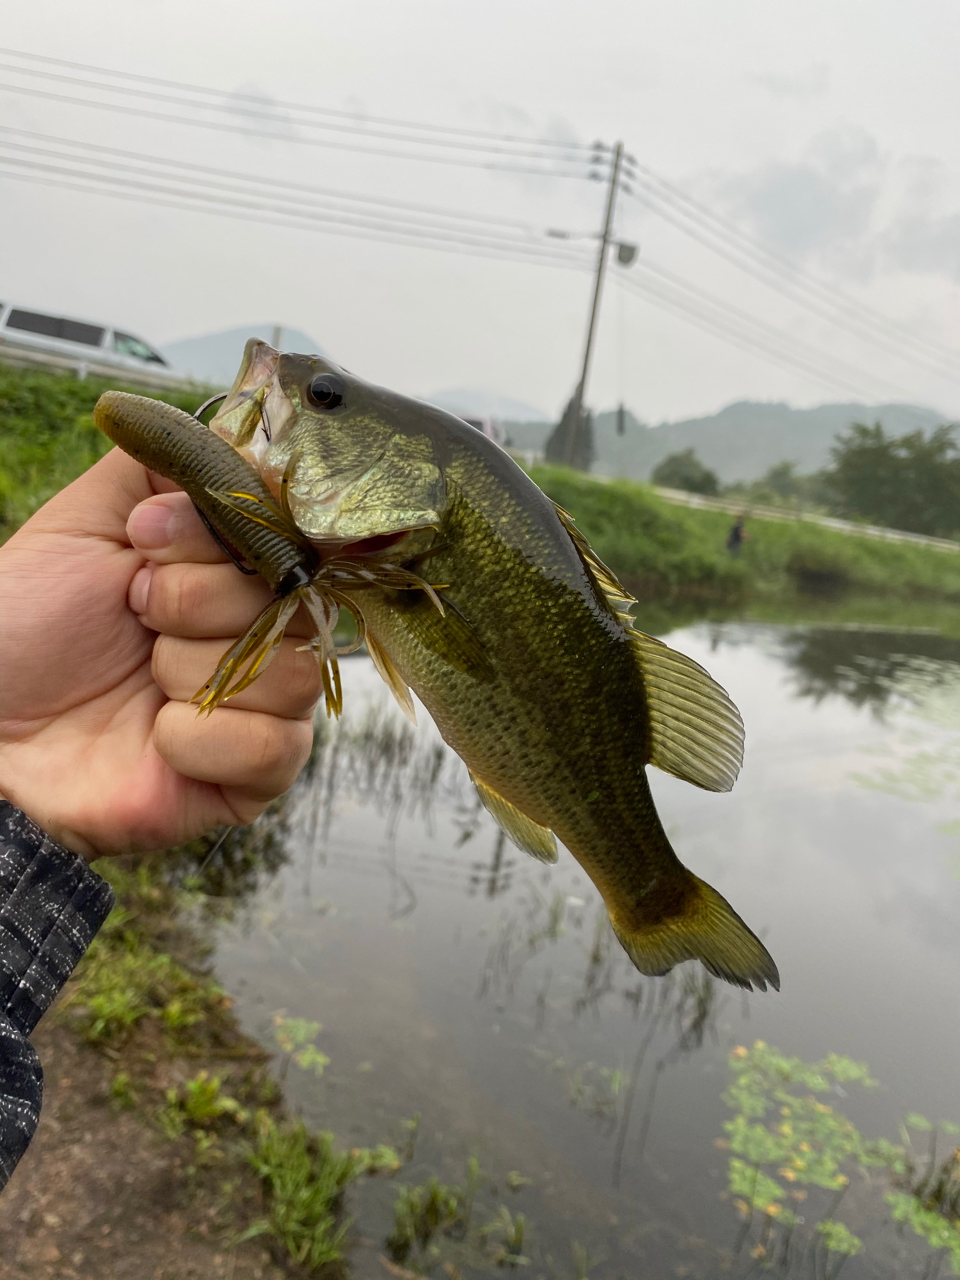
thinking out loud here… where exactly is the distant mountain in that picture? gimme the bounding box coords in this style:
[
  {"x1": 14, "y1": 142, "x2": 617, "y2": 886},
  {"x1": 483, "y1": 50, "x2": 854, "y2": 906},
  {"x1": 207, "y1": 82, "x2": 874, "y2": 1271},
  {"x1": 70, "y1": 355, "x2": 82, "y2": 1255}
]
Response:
[
  {"x1": 160, "y1": 324, "x2": 326, "y2": 387},
  {"x1": 503, "y1": 400, "x2": 952, "y2": 482},
  {"x1": 427, "y1": 387, "x2": 548, "y2": 423}
]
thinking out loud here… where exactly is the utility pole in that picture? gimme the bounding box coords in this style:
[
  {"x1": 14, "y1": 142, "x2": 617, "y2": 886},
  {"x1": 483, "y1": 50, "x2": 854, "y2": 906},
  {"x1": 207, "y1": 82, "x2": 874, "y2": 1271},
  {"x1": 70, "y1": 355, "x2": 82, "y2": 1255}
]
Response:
[{"x1": 564, "y1": 141, "x2": 625, "y2": 466}]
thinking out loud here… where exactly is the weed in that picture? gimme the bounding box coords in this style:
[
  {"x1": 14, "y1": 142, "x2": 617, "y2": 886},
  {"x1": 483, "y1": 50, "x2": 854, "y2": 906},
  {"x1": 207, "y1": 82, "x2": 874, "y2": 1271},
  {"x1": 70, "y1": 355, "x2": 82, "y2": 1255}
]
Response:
[
  {"x1": 723, "y1": 1040, "x2": 960, "y2": 1276},
  {"x1": 272, "y1": 1012, "x2": 330, "y2": 1080},
  {"x1": 479, "y1": 1205, "x2": 529, "y2": 1268},
  {"x1": 0, "y1": 364, "x2": 211, "y2": 540},
  {"x1": 109, "y1": 1071, "x2": 137, "y2": 1110},
  {"x1": 386, "y1": 1158, "x2": 531, "y2": 1272},
  {"x1": 159, "y1": 1071, "x2": 247, "y2": 1139},
  {"x1": 64, "y1": 924, "x2": 225, "y2": 1045},
  {"x1": 241, "y1": 1111, "x2": 401, "y2": 1270},
  {"x1": 531, "y1": 465, "x2": 960, "y2": 606}
]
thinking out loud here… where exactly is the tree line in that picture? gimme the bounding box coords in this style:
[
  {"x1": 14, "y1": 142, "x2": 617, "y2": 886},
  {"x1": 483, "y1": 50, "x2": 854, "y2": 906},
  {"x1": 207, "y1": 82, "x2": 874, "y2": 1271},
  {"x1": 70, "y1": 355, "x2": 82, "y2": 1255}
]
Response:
[{"x1": 650, "y1": 421, "x2": 960, "y2": 540}]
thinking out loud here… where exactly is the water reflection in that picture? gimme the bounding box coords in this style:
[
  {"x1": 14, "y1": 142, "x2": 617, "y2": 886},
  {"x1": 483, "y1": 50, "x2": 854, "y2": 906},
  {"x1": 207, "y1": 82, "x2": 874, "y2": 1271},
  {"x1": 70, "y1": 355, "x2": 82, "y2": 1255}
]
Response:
[
  {"x1": 779, "y1": 626, "x2": 960, "y2": 715},
  {"x1": 190, "y1": 624, "x2": 960, "y2": 1280}
]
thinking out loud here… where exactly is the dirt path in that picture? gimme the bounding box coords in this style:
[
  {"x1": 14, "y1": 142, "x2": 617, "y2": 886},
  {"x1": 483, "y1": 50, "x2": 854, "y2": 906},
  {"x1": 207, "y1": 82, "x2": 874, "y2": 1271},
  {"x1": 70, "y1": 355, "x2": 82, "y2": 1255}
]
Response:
[{"x1": 0, "y1": 1019, "x2": 286, "y2": 1280}]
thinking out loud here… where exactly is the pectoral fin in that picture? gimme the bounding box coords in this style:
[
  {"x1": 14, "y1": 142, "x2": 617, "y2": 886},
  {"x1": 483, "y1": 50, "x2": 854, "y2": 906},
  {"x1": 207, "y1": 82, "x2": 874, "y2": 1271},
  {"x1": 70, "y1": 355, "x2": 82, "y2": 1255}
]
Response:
[
  {"x1": 394, "y1": 593, "x2": 495, "y2": 680},
  {"x1": 472, "y1": 777, "x2": 557, "y2": 864},
  {"x1": 553, "y1": 501, "x2": 744, "y2": 793}
]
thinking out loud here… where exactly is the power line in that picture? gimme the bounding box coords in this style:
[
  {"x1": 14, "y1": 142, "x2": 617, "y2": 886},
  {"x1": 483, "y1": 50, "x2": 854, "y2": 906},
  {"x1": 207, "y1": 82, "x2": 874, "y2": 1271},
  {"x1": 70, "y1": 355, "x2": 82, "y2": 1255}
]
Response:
[
  {"x1": 4, "y1": 44, "x2": 951, "y2": 396},
  {"x1": 2, "y1": 155, "x2": 905, "y2": 401},
  {"x1": 634, "y1": 259, "x2": 915, "y2": 400},
  {"x1": 0, "y1": 45, "x2": 601, "y2": 154},
  {"x1": 0, "y1": 60, "x2": 601, "y2": 166},
  {"x1": 623, "y1": 161, "x2": 960, "y2": 379},
  {"x1": 0, "y1": 160, "x2": 594, "y2": 269},
  {"x1": 0, "y1": 132, "x2": 910, "y2": 398},
  {"x1": 2, "y1": 129, "x2": 551, "y2": 235},
  {"x1": 617, "y1": 271, "x2": 883, "y2": 399},
  {"x1": 0, "y1": 79, "x2": 601, "y2": 181}
]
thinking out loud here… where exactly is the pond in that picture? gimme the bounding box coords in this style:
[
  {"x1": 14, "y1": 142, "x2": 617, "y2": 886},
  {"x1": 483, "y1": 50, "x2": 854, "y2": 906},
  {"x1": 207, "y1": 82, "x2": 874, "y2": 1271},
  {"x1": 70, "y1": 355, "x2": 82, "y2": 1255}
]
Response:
[{"x1": 196, "y1": 615, "x2": 960, "y2": 1279}]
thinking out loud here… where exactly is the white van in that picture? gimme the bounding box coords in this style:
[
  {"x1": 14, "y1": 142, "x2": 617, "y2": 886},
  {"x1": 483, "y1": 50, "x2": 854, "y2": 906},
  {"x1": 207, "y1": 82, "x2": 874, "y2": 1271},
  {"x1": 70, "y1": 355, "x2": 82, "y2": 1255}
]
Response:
[{"x1": 0, "y1": 303, "x2": 188, "y2": 387}]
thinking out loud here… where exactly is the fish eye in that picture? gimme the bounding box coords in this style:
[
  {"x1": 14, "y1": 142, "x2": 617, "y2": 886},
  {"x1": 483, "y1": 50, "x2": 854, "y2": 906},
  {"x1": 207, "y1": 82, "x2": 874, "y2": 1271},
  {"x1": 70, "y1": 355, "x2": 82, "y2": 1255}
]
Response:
[{"x1": 306, "y1": 375, "x2": 344, "y2": 410}]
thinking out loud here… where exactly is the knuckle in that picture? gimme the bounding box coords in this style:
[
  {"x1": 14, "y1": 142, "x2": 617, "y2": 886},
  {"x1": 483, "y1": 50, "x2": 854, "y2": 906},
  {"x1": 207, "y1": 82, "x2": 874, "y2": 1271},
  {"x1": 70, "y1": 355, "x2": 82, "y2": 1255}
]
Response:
[{"x1": 248, "y1": 715, "x2": 311, "y2": 786}]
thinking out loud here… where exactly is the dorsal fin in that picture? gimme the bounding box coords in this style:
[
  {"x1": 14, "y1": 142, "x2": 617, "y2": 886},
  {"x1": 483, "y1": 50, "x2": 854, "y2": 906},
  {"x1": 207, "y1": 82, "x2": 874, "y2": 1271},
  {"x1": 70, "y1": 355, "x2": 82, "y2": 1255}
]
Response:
[
  {"x1": 472, "y1": 776, "x2": 558, "y2": 864},
  {"x1": 627, "y1": 630, "x2": 743, "y2": 792},
  {"x1": 553, "y1": 503, "x2": 635, "y2": 617},
  {"x1": 554, "y1": 501, "x2": 744, "y2": 793}
]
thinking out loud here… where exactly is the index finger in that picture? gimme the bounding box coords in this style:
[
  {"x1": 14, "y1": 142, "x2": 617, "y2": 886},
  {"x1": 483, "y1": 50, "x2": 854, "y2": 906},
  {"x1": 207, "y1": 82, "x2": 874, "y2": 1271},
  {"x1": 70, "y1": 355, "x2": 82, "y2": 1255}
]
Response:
[{"x1": 127, "y1": 490, "x2": 232, "y2": 566}]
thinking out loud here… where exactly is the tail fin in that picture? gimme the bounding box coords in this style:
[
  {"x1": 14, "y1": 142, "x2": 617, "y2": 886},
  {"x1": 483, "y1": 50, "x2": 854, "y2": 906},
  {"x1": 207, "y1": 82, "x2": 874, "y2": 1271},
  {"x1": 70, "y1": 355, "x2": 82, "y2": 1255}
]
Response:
[{"x1": 610, "y1": 874, "x2": 779, "y2": 992}]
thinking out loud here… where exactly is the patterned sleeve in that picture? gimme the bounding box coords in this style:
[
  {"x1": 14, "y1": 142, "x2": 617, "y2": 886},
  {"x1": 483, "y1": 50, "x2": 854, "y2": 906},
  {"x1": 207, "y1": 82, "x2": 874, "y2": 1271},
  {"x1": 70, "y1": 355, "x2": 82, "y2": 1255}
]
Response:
[{"x1": 0, "y1": 801, "x2": 115, "y2": 1192}]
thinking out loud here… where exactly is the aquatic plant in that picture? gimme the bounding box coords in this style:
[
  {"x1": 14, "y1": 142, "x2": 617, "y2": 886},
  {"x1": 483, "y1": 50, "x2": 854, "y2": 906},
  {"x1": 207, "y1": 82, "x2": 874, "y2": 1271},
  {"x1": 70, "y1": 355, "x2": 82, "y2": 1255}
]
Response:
[
  {"x1": 272, "y1": 1012, "x2": 331, "y2": 1079},
  {"x1": 722, "y1": 1040, "x2": 960, "y2": 1276},
  {"x1": 241, "y1": 1111, "x2": 401, "y2": 1270},
  {"x1": 386, "y1": 1157, "x2": 531, "y2": 1271}
]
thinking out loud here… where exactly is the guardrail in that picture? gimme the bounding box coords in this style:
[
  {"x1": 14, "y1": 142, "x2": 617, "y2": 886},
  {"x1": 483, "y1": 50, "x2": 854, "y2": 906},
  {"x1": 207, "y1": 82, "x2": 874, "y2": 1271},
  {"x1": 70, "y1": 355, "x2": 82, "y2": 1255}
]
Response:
[
  {"x1": 0, "y1": 342, "x2": 203, "y2": 394},
  {"x1": 651, "y1": 485, "x2": 960, "y2": 554}
]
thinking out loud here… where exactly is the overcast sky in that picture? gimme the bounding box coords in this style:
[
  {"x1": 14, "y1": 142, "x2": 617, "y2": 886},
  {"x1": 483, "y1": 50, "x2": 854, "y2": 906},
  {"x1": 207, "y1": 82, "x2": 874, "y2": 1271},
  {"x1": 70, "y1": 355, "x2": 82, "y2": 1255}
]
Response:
[{"x1": 3, "y1": 0, "x2": 960, "y2": 422}]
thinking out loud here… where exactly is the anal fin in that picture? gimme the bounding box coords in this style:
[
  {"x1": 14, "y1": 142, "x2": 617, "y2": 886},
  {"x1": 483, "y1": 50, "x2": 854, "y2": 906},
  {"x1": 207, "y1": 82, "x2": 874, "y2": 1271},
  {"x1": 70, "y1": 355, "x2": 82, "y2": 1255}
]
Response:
[{"x1": 472, "y1": 776, "x2": 557, "y2": 864}]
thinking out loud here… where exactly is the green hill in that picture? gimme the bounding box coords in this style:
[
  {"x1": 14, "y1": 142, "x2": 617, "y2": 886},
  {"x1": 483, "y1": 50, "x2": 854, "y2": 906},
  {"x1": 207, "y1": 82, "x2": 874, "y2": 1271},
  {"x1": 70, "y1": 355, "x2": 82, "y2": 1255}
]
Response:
[{"x1": 507, "y1": 399, "x2": 951, "y2": 483}]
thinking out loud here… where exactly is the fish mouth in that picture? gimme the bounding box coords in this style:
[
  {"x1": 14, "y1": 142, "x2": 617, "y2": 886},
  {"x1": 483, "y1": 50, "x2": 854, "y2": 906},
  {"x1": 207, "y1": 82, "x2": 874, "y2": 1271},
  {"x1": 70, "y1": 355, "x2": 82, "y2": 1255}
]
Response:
[{"x1": 210, "y1": 338, "x2": 294, "y2": 467}]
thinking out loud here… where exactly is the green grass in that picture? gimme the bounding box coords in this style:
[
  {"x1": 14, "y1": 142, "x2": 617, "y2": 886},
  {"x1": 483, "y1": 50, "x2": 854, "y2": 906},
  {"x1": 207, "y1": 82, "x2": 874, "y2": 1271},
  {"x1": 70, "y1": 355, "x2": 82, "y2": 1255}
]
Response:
[
  {"x1": 3, "y1": 364, "x2": 960, "y2": 613},
  {"x1": 241, "y1": 1114, "x2": 401, "y2": 1269},
  {"x1": 531, "y1": 465, "x2": 960, "y2": 608},
  {"x1": 0, "y1": 362, "x2": 212, "y2": 539}
]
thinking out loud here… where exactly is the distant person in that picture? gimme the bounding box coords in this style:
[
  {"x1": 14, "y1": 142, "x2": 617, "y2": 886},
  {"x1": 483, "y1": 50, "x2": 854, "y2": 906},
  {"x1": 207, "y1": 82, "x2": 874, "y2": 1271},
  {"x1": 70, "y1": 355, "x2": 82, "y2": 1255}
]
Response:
[{"x1": 726, "y1": 517, "x2": 750, "y2": 556}]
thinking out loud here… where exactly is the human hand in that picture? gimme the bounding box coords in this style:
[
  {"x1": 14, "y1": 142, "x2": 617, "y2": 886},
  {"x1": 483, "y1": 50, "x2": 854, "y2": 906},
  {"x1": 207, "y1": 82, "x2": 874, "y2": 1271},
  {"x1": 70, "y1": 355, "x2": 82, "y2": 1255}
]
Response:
[{"x1": 0, "y1": 448, "x2": 319, "y2": 860}]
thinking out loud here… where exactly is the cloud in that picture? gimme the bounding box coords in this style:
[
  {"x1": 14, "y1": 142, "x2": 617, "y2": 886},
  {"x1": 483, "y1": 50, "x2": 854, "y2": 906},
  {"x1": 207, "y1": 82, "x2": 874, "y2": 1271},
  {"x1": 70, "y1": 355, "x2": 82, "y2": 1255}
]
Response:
[
  {"x1": 750, "y1": 64, "x2": 831, "y2": 100},
  {"x1": 710, "y1": 128, "x2": 885, "y2": 275},
  {"x1": 885, "y1": 211, "x2": 960, "y2": 282}
]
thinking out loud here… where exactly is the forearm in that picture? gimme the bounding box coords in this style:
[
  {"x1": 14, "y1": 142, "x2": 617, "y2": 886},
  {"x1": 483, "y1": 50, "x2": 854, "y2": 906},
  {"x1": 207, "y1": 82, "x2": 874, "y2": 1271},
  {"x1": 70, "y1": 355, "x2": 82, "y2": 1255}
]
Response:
[{"x1": 0, "y1": 801, "x2": 114, "y2": 1191}]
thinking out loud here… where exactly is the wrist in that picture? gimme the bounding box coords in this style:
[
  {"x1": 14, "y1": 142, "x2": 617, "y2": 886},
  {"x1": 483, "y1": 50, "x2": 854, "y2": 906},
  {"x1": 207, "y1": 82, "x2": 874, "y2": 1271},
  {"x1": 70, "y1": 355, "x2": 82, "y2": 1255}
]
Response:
[{"x1": 0, "y1": 780, "x2": 100, "y2": 864}]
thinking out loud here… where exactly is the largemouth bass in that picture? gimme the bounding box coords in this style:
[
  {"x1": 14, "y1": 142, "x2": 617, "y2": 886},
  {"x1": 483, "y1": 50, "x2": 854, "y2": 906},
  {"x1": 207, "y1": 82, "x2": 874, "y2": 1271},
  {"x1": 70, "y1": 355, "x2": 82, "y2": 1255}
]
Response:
[{"x1": 197, "y1": 339, "x2": 779, "y2": 993}]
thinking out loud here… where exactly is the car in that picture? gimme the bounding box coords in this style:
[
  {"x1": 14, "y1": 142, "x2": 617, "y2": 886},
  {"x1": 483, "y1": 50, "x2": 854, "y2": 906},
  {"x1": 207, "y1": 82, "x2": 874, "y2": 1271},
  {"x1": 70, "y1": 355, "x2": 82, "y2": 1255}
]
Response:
[{"x1": 0, "y1": 302, "x2": 189, "y2": 387}]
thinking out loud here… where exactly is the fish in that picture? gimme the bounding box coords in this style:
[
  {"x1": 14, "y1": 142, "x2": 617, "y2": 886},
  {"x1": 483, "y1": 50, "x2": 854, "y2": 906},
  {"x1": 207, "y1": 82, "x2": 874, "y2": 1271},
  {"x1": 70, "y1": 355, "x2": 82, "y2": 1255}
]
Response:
[{"x1": 201, "y1": 339, "x2": 780, "y2": 993}]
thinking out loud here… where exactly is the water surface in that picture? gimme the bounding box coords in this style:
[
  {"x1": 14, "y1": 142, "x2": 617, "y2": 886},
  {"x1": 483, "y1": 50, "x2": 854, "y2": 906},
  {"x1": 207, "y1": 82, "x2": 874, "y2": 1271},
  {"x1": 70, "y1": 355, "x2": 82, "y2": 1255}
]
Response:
[{"x1": 201, "y1": 618, "x2": 960, "y2": 1278}]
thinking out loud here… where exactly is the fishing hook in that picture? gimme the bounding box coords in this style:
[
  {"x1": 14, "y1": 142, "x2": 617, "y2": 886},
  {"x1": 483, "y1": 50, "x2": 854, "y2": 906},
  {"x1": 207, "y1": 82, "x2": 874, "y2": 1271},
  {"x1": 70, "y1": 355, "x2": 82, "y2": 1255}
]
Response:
[{"x1": 194, "y1": 392, "x2": 228, "y2": 421}]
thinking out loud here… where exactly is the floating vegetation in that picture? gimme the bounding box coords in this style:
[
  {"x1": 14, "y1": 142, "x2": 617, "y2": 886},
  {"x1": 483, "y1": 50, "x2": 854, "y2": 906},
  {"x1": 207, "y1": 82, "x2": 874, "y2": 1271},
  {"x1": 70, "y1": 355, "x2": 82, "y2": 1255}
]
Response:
[
  {"x1": 721, "y1": 1040, "x2": 960, "y2": 1276},
  {"x1": 272, "y1": 1012, "x2": 331, "y2": 1080}
]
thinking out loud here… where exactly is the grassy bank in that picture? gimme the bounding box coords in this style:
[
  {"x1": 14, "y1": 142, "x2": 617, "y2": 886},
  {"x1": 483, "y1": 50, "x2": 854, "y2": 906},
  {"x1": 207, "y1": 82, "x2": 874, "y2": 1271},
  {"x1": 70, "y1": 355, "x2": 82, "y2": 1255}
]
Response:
[
  {"x1": 2, "y1": 831, "x2": 542, "y2": 1276},
  {"x1": 0, "y1": 363, "x2": 210, "y2": 539},
  {"x1": 531, "y1": 465, "x2": 960, "y2": 607},
  {"x1": 3, "y1": 364, "x2": 960, "y2": 614}
]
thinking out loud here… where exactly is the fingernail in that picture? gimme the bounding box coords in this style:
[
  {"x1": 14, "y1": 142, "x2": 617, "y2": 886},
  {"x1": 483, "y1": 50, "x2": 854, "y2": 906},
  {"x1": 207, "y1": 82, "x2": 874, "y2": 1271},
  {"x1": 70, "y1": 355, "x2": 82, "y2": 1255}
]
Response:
[
  {"x1": 128, "y1": 502, "x2": 177, "y2": 549},
  {"x1": 129, "y1": 564, "x2": 154, "y2": 615}
]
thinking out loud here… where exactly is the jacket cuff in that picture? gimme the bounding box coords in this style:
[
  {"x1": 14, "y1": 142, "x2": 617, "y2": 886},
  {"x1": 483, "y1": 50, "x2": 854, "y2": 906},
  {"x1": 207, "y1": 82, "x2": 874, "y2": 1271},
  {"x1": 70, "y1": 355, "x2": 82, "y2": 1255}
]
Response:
[{"x1": 0, "y1": 801, "x2": 115, "y2": 1037}]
